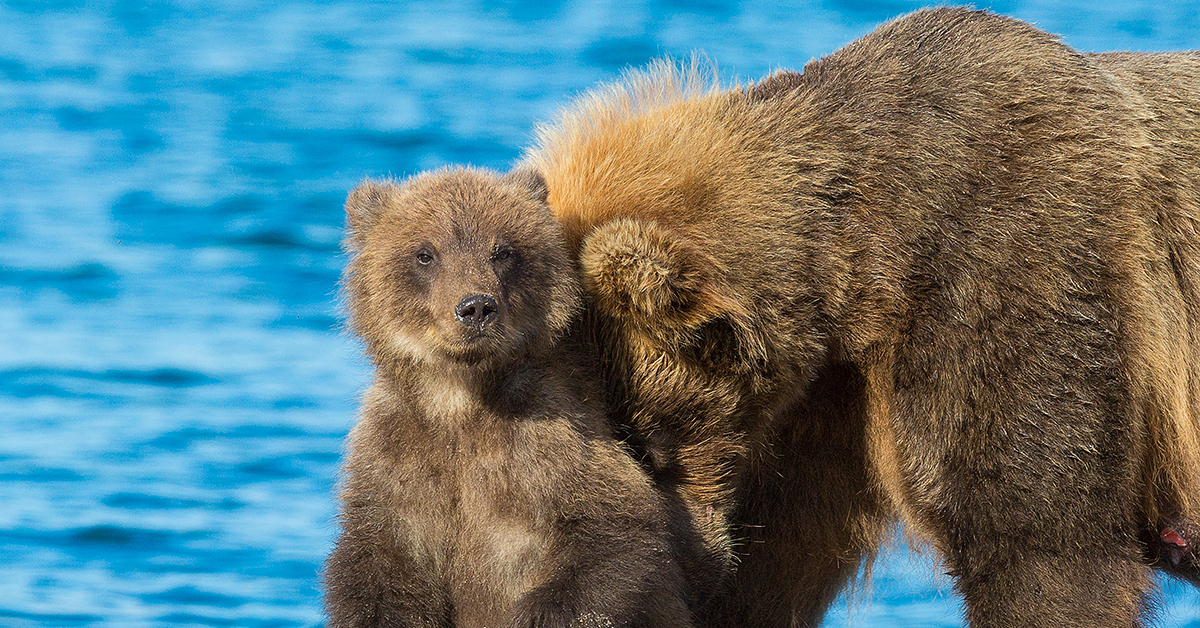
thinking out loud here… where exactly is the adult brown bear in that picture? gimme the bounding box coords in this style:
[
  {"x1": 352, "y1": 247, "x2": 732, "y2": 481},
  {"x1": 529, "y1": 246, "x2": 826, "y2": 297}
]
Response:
[{"x1": 521, "y1": 7, "x2": 1200, "y2": 627}]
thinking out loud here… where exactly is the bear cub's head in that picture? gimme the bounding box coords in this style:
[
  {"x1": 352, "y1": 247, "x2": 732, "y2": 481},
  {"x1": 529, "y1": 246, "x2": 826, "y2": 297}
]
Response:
[{"x1": 342, "y1": 168, "x2": 580, "y2": 370}]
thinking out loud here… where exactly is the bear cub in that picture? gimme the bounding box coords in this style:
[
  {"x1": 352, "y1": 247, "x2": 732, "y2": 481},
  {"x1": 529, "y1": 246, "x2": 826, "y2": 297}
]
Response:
[{"x1": 323, "y1": 167, "x2": 695, "y2": 628}]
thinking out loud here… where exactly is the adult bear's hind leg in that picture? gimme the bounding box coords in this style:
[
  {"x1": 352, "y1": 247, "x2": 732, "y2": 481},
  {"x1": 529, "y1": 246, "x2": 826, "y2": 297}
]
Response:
[
  {"x1": 952, "y1": 543, "x2": 1151, "y2": 627},
  {"x1": 888, "y1": 347, "x2": 1156, "y2": 626},
  {"x1": 919, "y1": 418, "x2": 1153, "y2": 627},
  {"x1": 910, "y1": 425, "x2": 1155, "y2": 628}
]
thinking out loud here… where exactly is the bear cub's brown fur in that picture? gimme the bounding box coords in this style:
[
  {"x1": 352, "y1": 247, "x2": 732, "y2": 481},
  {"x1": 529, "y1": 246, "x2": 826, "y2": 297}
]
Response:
[{"x1": 323, "y1": 168, "x2": 695, "y2": 628}]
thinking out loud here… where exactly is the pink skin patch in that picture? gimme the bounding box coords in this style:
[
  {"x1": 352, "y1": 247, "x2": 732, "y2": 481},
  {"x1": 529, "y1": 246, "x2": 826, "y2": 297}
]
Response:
[
  {"x1": 1162, "y1": 528, "x2": 1188, "y2": 548},
  {"x1": 1161, "y1": 527, "x2": 1189, "y2": 567}
]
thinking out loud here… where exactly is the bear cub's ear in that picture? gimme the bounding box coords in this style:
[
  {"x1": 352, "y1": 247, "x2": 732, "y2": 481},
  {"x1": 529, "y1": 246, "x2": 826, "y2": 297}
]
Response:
[
  {"x1": 502, "y1": 168, "x2": 550, "y2": 204},
  {"x1": 580, "y1": 218, "x2": 717, "y2": 324},
  {"x1": 344, "y1": 179, "x2": 397, "y2": 247}
]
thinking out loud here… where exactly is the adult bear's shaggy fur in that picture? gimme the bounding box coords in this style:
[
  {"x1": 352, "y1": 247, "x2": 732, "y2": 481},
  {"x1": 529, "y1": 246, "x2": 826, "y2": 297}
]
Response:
[{"x1": 522, "y1": 7, "x2": 1200, "y2": 627}]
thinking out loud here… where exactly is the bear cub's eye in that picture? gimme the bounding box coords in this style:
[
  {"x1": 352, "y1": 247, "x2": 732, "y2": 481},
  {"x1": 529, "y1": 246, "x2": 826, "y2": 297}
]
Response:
[
  {"x1": 492, "y1": 245, "x2": 518, "y2": 263},
  {"x1": 416, "y1": 248, "x2": 435, "y2": 266}
]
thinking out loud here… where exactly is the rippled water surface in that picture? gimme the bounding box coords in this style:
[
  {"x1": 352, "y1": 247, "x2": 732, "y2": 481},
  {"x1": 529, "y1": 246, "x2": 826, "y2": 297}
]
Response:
[{"x1": 3, "y1": 1, "x2": 1200, "y2": 626}]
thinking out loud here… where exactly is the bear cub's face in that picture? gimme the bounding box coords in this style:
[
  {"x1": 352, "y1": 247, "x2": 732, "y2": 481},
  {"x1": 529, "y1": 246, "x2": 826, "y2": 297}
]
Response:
[{"x1": 343, "y1": 168, "x2": 580, "y2": 369}]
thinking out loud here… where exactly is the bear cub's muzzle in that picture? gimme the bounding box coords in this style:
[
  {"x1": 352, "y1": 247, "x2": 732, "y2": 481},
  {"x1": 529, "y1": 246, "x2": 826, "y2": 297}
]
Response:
[{"x1": 455, "y1": 293, "x2": 501, "y2": 330}]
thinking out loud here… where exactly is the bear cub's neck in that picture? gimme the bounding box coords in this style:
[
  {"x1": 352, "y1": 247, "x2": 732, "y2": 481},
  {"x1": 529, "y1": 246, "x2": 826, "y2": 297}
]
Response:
[{"x1": 384, "y1": 343, "x2": 572, "y2": 432}]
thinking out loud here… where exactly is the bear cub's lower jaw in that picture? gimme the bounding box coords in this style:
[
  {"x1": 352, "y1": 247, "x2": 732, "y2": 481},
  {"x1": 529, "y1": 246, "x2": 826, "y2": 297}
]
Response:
[{"x1": 432, "y1": 328, "x2": 531, "y2": 371}]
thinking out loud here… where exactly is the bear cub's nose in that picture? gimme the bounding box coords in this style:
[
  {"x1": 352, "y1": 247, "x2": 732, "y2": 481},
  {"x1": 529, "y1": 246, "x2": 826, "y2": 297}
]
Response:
[{"x1": 455, "y1": 294, "x2": 499, "y2": 328}]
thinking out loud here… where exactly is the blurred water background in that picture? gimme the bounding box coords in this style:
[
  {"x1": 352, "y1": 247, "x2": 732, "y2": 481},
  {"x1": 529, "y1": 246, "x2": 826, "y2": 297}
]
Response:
[{"x1": 3, "y1": 1, "x2": 1199, "y2": 626}]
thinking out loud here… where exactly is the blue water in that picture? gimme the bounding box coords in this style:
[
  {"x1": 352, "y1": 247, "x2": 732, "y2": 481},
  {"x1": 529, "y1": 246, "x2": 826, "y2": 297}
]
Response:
[{"x1": 2, "y1": 1, "x2": 1199, "y2": 626}]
